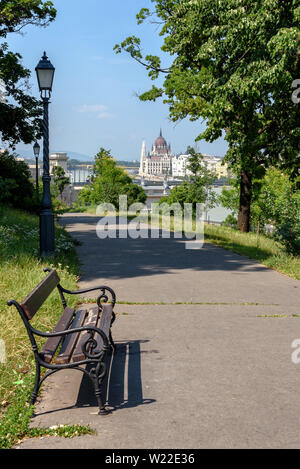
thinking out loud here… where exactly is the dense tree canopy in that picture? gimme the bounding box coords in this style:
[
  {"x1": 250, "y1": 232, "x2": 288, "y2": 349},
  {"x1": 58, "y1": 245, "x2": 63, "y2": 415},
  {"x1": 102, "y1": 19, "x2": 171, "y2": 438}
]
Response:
[
  {"x1": 0, "y1": 0, "x2": 56, "y2": 147},
  {"x1": 115, "y1": 0, "x2": 300, "y2": 232},
  {"x1": 0, "y1": 150, "x2": 35, "y2": 210}
]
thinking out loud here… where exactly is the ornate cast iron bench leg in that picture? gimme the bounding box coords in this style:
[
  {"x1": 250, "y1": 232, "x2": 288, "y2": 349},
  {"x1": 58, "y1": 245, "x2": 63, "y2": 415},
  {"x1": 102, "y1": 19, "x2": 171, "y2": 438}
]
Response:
[
  {"x1": 88, "y1": 352, "x2": 110, "y2": 415},
  {"x1": 31, "y1": 358, "x2": 41, "y2": 406}
]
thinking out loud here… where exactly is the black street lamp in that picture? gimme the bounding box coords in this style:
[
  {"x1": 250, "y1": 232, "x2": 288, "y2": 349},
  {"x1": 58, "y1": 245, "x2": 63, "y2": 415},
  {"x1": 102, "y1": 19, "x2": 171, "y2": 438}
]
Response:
[
  {"x1": 33, "y1": 142, "x2": 40, "y2": 197},
  {"x1": 35, "y1": 51, "x2": 55, "y2": 257}
]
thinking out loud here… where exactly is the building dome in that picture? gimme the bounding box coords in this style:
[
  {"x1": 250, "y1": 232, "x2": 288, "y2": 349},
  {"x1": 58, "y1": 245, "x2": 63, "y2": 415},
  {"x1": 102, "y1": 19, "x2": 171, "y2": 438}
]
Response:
[
  {"x1": 154, "y1": 135, "x2": 167, "y2": 147},
  {"x1": 139, "y1": 129, "x2": 173, "y2": 177},
  {"x1": 153, "y1": 129, "x2": 169, "y2": 155}
]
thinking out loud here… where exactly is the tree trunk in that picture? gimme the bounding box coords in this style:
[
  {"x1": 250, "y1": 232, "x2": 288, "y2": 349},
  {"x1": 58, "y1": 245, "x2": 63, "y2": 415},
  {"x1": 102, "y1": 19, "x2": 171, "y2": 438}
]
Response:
[{"x1": 237, "y1": 169, "x2": 252, "y2": 232}]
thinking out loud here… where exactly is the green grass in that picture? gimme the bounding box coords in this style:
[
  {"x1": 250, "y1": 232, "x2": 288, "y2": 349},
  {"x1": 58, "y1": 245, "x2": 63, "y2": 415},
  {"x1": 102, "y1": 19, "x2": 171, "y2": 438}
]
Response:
[
  {"x1": 257, "y1": 314, "x2": 300, "y2": 318},
  {"x1": 82, "y1": 298, "x2": 276, "y2": 306},
  {"x1": 0, "y1": 205, "x2": 94, "y2": 448},
  {"x1": 67, "y1": 203, "x2": 98, "y2": 214},
  {"x1": 0, "y1": 374, "x2": 94, "y2": 448},
  {"x1": 204, "y1": 223, "x2": 300, "y2": 280},
  {"x1": 151, "y1": 214, "x2": 300, "y2": 280},
  {"x1": 115, "y1": 301, "x2": 275, "y2": 305},
  {"x1": 129, "y1": 212, "x2": 300, "y2": 280}
]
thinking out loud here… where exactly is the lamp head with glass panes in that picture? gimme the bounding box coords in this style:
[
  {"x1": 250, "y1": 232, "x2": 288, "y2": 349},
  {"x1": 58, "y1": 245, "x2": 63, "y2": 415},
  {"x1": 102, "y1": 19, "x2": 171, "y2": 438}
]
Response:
[
  {"x1": 35, "y1": 51, "x2": 55, "y2": 99},
  {"x1": 33, "y1": 142, "x2": 40, "y2": 157}
]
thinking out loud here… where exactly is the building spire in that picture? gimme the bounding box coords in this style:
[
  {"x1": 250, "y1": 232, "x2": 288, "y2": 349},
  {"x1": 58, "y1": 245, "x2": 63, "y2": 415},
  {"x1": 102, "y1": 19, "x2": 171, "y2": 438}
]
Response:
[
  {"x1": 160, "y1": 128, "x2": 162, "y2": 137},
  {"x1": 139, "y1": 140, "x2": 147, "y2": 177}
]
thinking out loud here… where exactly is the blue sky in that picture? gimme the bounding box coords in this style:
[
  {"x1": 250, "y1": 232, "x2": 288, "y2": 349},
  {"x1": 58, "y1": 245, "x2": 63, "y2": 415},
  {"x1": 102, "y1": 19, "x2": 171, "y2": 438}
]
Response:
[{"x1": 7, "y1": 0, "x2": 228, "y2": 161}]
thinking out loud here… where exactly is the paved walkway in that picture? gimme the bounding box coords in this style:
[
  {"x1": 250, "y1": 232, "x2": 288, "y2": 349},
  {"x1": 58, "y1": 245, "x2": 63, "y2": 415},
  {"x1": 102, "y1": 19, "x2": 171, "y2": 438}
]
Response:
[{"x1": 17, "y1": 213, "x2": 300, "y2": 449}]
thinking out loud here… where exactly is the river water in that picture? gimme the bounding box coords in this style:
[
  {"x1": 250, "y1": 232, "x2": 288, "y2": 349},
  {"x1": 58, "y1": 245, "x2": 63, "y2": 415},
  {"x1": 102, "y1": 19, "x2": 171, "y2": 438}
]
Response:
[
  {"x1": 205, "y1": 186, "x2": 231, "y2": 223},
  {"x1": 145, "y1": 185, "x2": 231, "y2": 223}
]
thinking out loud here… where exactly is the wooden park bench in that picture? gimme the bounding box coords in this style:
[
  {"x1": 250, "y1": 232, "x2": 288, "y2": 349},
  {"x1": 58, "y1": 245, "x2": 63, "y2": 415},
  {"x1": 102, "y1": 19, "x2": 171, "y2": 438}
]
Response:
[{"x1": 7, "y1": 268, "x2": 116, "y2": 415}]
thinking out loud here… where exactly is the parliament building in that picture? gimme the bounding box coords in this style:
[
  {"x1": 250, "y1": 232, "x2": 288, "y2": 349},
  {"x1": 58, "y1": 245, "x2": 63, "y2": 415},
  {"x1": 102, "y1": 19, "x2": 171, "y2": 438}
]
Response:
[{"x1": 139, "y1": 130, "x2": 173, "y2": 177}]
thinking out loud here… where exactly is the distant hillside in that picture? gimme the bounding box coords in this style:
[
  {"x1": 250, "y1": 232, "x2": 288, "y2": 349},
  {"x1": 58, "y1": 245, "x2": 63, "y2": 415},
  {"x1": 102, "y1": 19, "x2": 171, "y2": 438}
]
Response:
[
  {"x1": 67, "y1": 158, "x2": 139, "y2": 170},
  {"x1": 15, "y1": 148, "x2": 139, "y2": 165},
  {"x1": 14, "y1": 149, "x2": 91, "y2": 161},
  {"x1": 61, "y1": 151, "x2": 93, "y2": 161},
  {"x1": 116, "y1": 160, "x2": 139, "y2": 167}
]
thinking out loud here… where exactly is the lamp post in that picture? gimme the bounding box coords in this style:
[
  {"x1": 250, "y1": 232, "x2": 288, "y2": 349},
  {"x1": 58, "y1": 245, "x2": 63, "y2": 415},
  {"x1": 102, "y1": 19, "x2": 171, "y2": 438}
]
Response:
[
  {"x1": 33, "y1": 142, "x2": 40, "y2": 197},
  {"x1": 35, "y1": 51, "x2": 55, "y2": 257}
]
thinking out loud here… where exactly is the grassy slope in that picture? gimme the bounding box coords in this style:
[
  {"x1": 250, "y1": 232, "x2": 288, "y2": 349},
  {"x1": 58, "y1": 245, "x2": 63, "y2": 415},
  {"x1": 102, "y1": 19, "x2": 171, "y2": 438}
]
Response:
[
  {"x1": 152, "y1": 214, "x2": 300, "y2": 280},
  {"x1": 204, "y1": 223, "x2": 300, "y2": 280},
  {"x1": 0, "y1": 206, "x2": 91, "y2": 447}
]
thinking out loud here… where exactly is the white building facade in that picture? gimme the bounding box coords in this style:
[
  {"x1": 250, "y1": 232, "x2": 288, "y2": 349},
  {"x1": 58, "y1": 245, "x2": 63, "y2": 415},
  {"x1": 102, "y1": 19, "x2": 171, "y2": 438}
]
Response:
[
  {"x1": 172, "y1": 154, "x2": 192, "y2": 178},
  {"x1": 139, "y1": 132, "x2": 231, "y2": 179},
  {"x1": 49, "y1": 152, "x2": 68, "y2": 175},
  {"x1": 139, "y1": 131, "x2": 173, "y2": 177},
  {"x1": 172, "y1": 153, "x2": 230, "y2": 179}
]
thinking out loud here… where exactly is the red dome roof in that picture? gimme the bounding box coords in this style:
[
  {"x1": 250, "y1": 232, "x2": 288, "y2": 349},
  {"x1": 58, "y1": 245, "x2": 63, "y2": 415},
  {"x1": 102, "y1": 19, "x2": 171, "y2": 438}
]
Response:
[
  {"x1": 154, "y1": 135, "x2": 167, "y2": 147},
  {"x1": 151, "y1": 130, "x2": 171, "y2": 156}
]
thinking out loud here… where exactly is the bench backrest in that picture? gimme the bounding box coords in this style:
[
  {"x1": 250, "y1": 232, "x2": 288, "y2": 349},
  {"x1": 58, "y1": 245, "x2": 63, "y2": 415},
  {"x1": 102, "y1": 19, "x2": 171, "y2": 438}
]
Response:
[{"x1": 21, "y1": 270, "x2": 61, "y2": 320}]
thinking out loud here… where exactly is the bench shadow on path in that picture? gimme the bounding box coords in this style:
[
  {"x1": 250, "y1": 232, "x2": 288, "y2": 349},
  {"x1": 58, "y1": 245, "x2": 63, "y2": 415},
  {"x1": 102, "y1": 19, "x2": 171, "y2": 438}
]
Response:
[
  {"x1": 77, "y1": 340, "x2": 155, "y2": 412},
  {"x1": 33, "y1": 340, "x2": 154, "y2": 417}
]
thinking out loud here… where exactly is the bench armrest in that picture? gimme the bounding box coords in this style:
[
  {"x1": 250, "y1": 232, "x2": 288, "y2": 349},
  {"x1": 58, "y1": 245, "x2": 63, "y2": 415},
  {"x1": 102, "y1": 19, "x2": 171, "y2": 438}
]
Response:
[
  {"x1": 58, "y1": 285, "x2": 116, "y2": 309},
  {"x1": 43, "y1": 268, "x2": 116, "y2": 310}
]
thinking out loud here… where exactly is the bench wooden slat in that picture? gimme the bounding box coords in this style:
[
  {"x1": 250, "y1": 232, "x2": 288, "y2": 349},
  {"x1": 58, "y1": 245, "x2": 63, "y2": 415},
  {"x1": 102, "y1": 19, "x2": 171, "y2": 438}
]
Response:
[
  {"x1": 21, "y1": 270, "x2": 60, "y2": 320},
  {"x1": 94, "y1": 304, "x2": 113, "y2": 353},
  {"x1": 71, "y1": 306, "x2": 100, "y2": 363},
  {"x1": 39, "y1": 307, "x2": 75, "y2": 363},
  {"x1": 54, "y1": 309, "x2": 87, "y2": 365}
]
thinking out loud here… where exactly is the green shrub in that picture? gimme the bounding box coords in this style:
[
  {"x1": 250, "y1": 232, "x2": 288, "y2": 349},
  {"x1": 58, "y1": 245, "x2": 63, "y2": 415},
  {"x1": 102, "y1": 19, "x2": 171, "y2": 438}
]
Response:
[
  {"x1": 274, "y1": 222, "x2": 300, "y2": 256},
  {"x1": 223, "y1": 214, "x2": 238, "y2": 228}
]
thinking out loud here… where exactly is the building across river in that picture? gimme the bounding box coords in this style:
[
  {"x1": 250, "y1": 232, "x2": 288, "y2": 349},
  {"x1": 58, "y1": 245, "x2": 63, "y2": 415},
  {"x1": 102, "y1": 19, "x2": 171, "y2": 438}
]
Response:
[{"x1": 138, "y1": 130, "x2": 231, "y2": 179}]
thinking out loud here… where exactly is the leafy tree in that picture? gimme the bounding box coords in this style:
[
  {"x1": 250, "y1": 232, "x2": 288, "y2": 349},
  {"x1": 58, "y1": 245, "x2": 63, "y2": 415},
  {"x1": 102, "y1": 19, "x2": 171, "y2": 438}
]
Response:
[
  {"x1": 115, "y1": 0, "x2": 300, "y2": 232},
  {"x1": 77, "y1": 185, "x2": 92, "y2": 207},
  {"x1": 259, "y1": 169, "x2": 300, "y2": 254},
  {"x1": 123, "y1": 182, "x2": 148, "y2": 207},
  {"x1": 218, "y1": 182, "x2": 240, "y2": 217},
  {"x1": 159, "y1": 182, "x2": 190, "y2": 208},
  {"x1": 0, "y1": 0, "x2": 56, "y2": 147},
  {"x1": 259, "y1": 169, "x2": 300, "y2": 224},
  {"x1": 160, "y1": 147, "x2": 217, "y2": 213},
  {"x1": 186, "y1": 146, "x2": 217, "y2": 207},
  {"x1": 219, "y1": 168, "x2": 300, "y2": 254},
  {"x1": 52, "y1": 166, "x2": 70, "y2": 199},
  {"x1": 78, "y1": 148, "x2": 147, "y2": 209},
  {"x1": 223, "y1": 213, "x2": 238, "y2": 229},
  {"x1": 0, "y1": 150, "x2": 35, "y2": 210}
]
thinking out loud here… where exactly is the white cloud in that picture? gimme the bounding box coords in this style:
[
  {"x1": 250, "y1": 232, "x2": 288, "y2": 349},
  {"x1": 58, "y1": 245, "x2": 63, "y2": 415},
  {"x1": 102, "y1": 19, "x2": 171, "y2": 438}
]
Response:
[
  {"x1": 76, "y1": 104, "x2": 115, "y2": 120},
  {"x1": 97, "y1": 112, "x2": 115, "y2": 120},
  {"x1": 77, "y1": 104, "x2": 108, "y2": 113}
]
